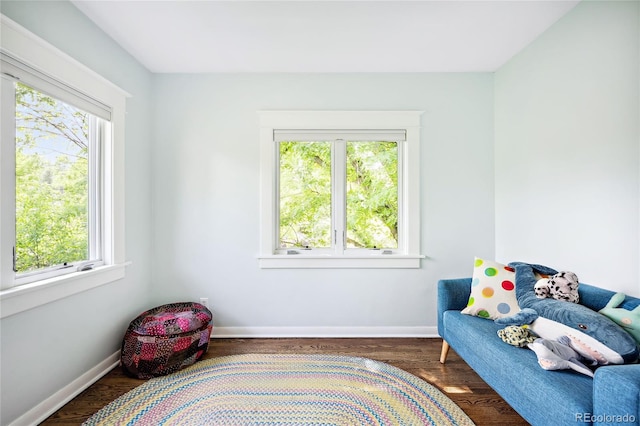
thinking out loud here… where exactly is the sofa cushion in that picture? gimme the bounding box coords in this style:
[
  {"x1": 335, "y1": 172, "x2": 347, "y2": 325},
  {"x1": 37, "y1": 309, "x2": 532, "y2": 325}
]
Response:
[
  {"x1": 461, "y1": 257, "x2": 520, "y2": 320},
  {"x1": 579, "y1": 283, "x2": 640, "y2": 312},
  {"x1": 443, "y1": 310, "x2": 594, "y2": 425}
]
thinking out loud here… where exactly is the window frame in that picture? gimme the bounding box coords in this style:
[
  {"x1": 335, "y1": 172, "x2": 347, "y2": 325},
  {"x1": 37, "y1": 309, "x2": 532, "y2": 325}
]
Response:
[
  {"x1": 0, "y1": 15, "x2": 129, "y2": 318},
  {"x1": 258, "y1": 111, "x2": 424, "y2": 269},
  {"x1": 7, "y1": 80, "x2": 106, "y2": 285}
]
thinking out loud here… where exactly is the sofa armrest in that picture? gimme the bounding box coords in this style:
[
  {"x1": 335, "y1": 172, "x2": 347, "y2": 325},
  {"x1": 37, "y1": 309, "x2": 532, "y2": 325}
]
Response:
[
  {"x1": 437, "y1": 278, "x2": 471, "y2": 337},
  {"x1": 592, "y1": 364, "x2": 640, "y2": 425}
]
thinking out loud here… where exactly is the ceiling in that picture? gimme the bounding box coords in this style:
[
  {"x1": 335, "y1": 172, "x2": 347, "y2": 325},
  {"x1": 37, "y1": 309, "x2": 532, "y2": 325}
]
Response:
[{"x1": 71, "y1": 0, "x2": 580, "y2": 73}]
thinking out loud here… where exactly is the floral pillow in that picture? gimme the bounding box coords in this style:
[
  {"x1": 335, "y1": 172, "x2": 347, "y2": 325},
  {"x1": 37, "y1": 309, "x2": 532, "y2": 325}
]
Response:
[{"x1": 461, "y1": 257, "x2": 521, "y2": 320}]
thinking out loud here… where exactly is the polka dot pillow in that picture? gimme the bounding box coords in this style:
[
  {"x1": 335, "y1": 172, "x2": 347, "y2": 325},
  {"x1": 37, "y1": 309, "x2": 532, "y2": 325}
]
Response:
[{"x1": 461, "y1": 257, "x2": 521, "y2": 320}]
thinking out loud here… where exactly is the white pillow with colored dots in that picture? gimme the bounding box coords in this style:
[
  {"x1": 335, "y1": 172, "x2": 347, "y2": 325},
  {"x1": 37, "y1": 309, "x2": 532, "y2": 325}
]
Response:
[{"x1": 461, "y1": 257, "x2": 521, "y2": 320}]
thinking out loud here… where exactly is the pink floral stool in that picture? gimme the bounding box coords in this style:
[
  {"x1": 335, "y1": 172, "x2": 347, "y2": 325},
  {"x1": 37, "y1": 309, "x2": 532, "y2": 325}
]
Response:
[{"x1": 121, "y1": 302, "x2": 213, "y2": 379}]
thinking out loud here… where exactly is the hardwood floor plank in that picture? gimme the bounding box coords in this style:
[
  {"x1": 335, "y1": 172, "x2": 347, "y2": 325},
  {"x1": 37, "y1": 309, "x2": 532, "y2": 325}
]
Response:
[{"x1": 40, "y1": 338, "x2": 528, "y2": 425}]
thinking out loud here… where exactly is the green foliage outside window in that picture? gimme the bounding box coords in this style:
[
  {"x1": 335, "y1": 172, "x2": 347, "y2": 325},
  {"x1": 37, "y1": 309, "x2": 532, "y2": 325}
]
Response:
[
  {"x1": 346, "y1": 141, "x2": 398, "y2": 248},
  {"x1": 279, "y1": 141, "x2": 332, "y2": 248},
  {"x1": 14, "y1": 83, "x2": 90, "y2": 273}
]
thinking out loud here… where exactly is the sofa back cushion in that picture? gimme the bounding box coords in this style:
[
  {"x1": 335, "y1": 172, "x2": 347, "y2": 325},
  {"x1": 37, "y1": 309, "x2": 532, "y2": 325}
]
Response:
[{"x1": 579, "y1": 284, "x2": 640, "y2": 312}]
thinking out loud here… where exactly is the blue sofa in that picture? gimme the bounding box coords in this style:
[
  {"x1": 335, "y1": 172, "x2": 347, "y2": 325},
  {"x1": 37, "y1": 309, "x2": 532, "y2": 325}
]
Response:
[{"x1": 438, "y1": 278, "x2": 640, "y2": 426}]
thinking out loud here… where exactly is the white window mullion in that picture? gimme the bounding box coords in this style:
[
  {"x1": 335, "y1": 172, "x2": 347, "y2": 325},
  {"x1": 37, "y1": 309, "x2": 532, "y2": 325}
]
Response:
[
  {"x1": 273, "y1": 140, "x2": 282, "y2": 253},
  {"x1": 396, "y1": 140, "x2": 405, "y2": 253},
  {"x1": 0, "y1": 77, "x2": 17, "y2": 289},
  {"x1": 332, "y1": 139, "x2": 346, "y2": 254},
  {"x1": 88, "y1": 116, "x2": 103, "y2": 265},
  {"x1": 403, "y1": 126, "x2": 421, "y2": 255},
  {"x1": 100, "y1": 119, "x2": 116, "y2": 265}
]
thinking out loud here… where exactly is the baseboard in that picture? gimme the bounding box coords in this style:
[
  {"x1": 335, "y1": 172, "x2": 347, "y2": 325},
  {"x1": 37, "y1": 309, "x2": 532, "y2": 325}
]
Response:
[
  {"x1": 8, "y1": 351, "x2": 120, "y2": 426},
  {"x1": 211, "y1": 326, "x2": 438, "y2": 338}
]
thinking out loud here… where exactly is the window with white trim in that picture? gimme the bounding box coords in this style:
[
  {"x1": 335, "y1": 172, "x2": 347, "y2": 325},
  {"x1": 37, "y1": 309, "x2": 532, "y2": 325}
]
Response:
[
  {"x1": 259, "y1": 111, "x2": 423, "y2": 268},
  {"x1": 1, "y1": 56, "x2": 108, "y2": 286},
  {"x1": 0, "y1": 15, "x2": 127, "y2": 317}
]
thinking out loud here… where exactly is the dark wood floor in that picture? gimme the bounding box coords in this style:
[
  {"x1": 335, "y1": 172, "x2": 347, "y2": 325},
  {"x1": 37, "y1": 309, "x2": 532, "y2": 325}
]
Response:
[{"x1": 41, "y1": 338, "x2": 528, "y2": 425}]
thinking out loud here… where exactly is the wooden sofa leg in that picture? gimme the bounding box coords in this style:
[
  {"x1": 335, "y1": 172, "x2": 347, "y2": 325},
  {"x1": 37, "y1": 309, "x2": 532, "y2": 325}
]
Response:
[{"x1": 440, "y1": 340, "x2": 450, "y2": 364}]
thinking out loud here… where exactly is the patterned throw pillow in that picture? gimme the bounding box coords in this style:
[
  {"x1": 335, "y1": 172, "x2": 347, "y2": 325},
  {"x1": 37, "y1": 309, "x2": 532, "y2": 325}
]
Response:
[{"x1": 461, "y1": 257, "x2": 521, "y2": 320}]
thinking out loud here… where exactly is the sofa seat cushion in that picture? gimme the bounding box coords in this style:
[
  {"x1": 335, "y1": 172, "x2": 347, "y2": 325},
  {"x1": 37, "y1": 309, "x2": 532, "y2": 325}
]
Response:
[{"x1": 443, "y1": 310, "x2": 594, "y2": 425}]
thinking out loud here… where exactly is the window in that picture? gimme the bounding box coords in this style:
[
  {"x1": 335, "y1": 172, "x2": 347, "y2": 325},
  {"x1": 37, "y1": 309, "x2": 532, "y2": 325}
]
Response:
[
  {"x1": 277, "y1": 132, "x2": 403, "y2": 252},
  {"x1": 5, "y1": 79, "x2": 106, "y2": 284},
  {"x1": 259, "y1": 111, "x2": 423, "y2": 268},
  {"x1": 0, "y1": 15, "x2": 128, "y2": 318}
]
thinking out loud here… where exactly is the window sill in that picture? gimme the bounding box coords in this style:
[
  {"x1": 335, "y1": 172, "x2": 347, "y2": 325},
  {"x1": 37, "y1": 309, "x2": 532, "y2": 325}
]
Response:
[
  {"x1": 258, "y1": 254, "x2": 424, "y2": 269},
  {"x1": 0, "y1": 263, "x2": 128, "y2": 319}
]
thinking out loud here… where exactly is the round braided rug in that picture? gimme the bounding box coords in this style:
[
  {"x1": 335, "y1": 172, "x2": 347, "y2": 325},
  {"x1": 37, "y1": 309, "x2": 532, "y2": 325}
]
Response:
[{"x1": 84, "y1": 353, "x2": 475, "y2": 425}]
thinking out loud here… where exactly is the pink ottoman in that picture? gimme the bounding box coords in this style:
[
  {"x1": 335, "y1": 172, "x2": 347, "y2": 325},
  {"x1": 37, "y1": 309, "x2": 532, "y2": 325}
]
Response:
[{"x1": 121, "y1": 302, "x2": 213, "y2": 379}]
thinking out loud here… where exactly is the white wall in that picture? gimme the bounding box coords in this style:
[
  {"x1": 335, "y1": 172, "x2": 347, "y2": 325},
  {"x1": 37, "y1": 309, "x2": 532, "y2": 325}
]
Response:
[
  {"x1": 0, "y1": 2, "x2": 154, "y2": 424},
  {"x1": 151, "y1": 73, "x2": 495, "y2": 333},
  {"x1": 495, "y1": 0, "x2": 640, "y2": 295}
]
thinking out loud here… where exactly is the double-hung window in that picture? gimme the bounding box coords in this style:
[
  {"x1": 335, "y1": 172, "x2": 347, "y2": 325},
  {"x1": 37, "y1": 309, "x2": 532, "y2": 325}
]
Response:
[
  {"x1": 0, "y1": 16, "x2": 127, "y2": 317},
  {"x1": 259, "y1": 111, "x2": 423, "y2": 268}
]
